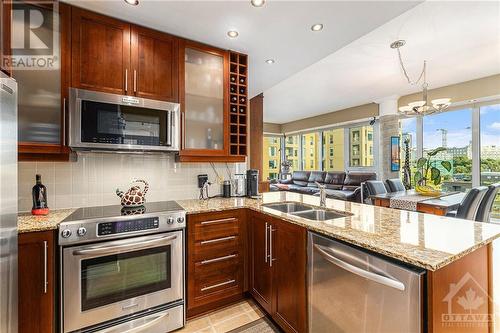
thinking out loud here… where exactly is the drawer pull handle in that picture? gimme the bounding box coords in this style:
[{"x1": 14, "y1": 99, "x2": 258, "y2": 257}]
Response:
[
  {"x1": 201, "y1": 236, "x2": 236, "y2": 245},
  {"x1": 200, "y1": 218, "x2": 236, "y2": 225},
  {"x1": 201, "y1": 254, "x2": 236, "y2": 265},
  {"x1": 201, "y1": 279, "x2": 236, "y2": 292}
]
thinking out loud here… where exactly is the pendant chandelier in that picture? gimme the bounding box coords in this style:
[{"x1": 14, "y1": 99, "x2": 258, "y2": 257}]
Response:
[{"x1": 391, "y1": 40, "x2": 451, "y2": 116}]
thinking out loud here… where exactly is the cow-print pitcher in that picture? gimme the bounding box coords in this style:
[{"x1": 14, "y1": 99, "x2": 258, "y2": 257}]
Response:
[{"x1": 116, "y1": 179, "x2": 149, "y2": 207}]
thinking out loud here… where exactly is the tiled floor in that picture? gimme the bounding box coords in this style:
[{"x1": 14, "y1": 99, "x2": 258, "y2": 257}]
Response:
[{"x1": 177, "y1": 299, "x2": 266, "y2": 333}]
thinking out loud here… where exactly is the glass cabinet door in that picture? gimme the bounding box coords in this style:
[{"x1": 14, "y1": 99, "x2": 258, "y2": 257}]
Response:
[
  {"x1": 11, "y1": 3, "x2": 62, "y2": 144},
  {"x1": 183, "y1": 45, "x2": 226, "y2": 153}
]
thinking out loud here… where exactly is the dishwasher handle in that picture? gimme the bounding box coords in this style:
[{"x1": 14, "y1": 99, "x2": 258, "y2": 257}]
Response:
[{"x1": 314, "y1": 244, "x2": 405, "y2": 291}]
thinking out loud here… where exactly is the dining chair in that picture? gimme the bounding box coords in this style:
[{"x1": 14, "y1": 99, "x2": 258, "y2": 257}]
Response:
[
  {"x1": 364, "y1": 180, "x2": 388, "y2": 204},
  {"x1": 385, "y1": 178, "x2": 406, "y2": 192},
  {"x1": 446, "y1": 186, "x2": 489, "y2": 220},
  {"x1": 475, "y1": 183, "x2": 500, "y2": 223}
]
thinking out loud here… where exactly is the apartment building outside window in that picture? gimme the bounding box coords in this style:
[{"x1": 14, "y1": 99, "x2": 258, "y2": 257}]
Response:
[
  {"x1": 285, "y1": 134, "x2": 300, "y2": 172},
  {"x1": 301, "y1": 132, "x2": 320, "y2": 171},
  {"x1": 263, "y1": 135, "x2": 282, "y2": 180},
  {"x1": 349, "y1": 126, "x2": 374, "y2": 167}
]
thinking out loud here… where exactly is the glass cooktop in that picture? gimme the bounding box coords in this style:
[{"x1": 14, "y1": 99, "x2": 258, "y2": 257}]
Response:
[{"x1": 63, "y1": 201, "x2": 185, "y2": 222}]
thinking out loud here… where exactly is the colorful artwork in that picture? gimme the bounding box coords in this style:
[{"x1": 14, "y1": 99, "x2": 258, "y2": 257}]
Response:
[{"x1": 391, "y1": 136, "x2": 401, "y2": 172}]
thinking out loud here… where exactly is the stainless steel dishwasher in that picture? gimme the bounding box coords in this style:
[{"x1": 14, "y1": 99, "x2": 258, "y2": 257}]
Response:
[{"x1": 308, "y1": 232, "x2": 425, "y2": 333}]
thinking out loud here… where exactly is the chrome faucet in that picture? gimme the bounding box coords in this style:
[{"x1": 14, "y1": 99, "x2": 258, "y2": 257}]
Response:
[{"x1": 315, "y1": 182, "x2": 327, "y2": 208}]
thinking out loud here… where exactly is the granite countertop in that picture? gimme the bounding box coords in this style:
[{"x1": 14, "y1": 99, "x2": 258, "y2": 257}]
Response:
[
  {"x1": 18, "y1": 209, "x2": 76, "y2": 234},
  {"x1": 178, "y1": 192, "x2": 500, "y2": 271},
  {"x1": 17, "y1": 192, "x2": 500, "y2": 271}
]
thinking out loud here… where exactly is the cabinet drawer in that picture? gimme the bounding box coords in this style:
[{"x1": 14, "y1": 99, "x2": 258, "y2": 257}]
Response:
[
  {"x1": 194, "y1": 271, "x2": 241, "y2": 299},
  {"x1": 193, "y1": 217, "x2": 239, "y2": 241},
  {"x1": 192, "y1": 235, "x2": 240, "y2": 261},
  {"x1": 194, "y1": 252, "x2": 240, "y2": 277}
]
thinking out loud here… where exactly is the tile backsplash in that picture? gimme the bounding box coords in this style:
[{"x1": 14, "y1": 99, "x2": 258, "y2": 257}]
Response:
[{"x1": 18, "y1": 152, "x2": 246, "y2": 212}]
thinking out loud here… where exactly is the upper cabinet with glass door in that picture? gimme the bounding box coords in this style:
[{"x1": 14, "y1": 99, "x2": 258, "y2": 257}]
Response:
[
  {"x1": 178, "y1": 41, "x2": 241, "y2": 162},
  {"x1": 12, "y1": 2, "x2": 71, "y2": 161}
]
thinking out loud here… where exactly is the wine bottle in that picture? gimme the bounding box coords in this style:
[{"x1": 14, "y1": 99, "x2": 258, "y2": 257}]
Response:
[{"x1": 32, "y1": 174, "x2": 49, "y2": 215}]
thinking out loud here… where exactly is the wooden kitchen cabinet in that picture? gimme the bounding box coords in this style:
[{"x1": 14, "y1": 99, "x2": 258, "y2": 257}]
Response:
[
  {"x1": 249, "y1": 212, "x2": 273, "y2": 314},
  {"x1": 178, "y1": 42, "x2": 247, "y2": 162},
  {"x1": 273, "y1": 218, "x2": 307, "y2": 333},
  {"x1": 18, "y1": 231, "x2": 56, "y2": 333},
  {"x1": 249, "y1": 211, "x2": 307, "y2": 333},
  {"x1": 71, "y1": 7, "x2": 131, "y2": 95},
  {"x1": 186, "y1": 210, "x2": 247, "y2": 317},
  {"x1": 177, "y1": 40, "x2": 230, "y2": 161},
  {"x1": 131, "y1": 25, "x2": 178, "y2": 102},
  {"x1": 72, "y1": 7, "x2": 179, "y2": 103},
  {"x1": 15, "y1": 2, "x2": 72, "y2": 161}
]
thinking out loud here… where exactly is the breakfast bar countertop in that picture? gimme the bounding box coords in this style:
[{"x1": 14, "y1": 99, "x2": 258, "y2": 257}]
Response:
[
  {"x1": 178, "y1": 192, "x2": 500, "y2": 271},
  {"x1": 16, "y1": 192, "x2": 500, "y2": 271}
]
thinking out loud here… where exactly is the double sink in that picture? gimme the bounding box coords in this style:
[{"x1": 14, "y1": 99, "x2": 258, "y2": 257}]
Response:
[{"x1": 262, "y1": 202, "x2": 352, "y2": 222}]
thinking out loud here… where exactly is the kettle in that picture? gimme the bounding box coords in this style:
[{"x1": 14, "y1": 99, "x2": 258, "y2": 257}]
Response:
[{"x1": 116, "y1": 179, "x2": 149, "y2": 207}]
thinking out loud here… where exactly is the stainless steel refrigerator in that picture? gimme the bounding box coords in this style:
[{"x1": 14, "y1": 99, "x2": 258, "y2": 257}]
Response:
[{"x1": 0, "y1": 70, "x2": 18, "y2": 333}]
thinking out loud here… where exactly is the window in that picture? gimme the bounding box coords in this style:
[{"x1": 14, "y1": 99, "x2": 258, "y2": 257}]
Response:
[
  {"x1": 322, "y1": 129, "x2": 344, "y2": 171},
  {"x1": 284, "y1": 134, "x2": 300, "y2": 172},
  {"x1": 301, "y1": 132, "x2": 320, "y2": 171},
  {"x1": 349, "y1": 126, "x2": 374, "y2": 167},
  {"x1": 263, "y1": 135, "x2": 282, "y2": 181},
  {"x1": 423, "y1": 108, "x2": 472, "y2": 192},
  {"x1": 480, "y1": 104, "x2": 500, "y2": 221}
]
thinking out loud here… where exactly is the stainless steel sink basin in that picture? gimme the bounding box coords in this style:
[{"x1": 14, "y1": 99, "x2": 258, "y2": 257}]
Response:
[
  {"x1": 291, "y1": 209, "x2": 351, "y2": 221},
  {"x1": 263, "y1": 202, "x2": 351, "y2": 222},
  {"x1": 262, "y1": 202, "x2": 313, "y2": 214}
]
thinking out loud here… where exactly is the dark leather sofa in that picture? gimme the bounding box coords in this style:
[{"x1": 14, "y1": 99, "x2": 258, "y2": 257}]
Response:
[{"x1": 270, "y1": 170, "x2": 377, "y2": 202}]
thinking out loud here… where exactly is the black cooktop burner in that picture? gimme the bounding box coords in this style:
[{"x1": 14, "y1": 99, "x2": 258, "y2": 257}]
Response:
[{"x1": 63, "y1": 201, "x2": 184, "y2": 221}]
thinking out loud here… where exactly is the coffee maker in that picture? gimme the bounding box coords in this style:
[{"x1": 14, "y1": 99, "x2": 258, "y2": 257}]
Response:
[{"x1": 246, "y1": 169, "x2": 259, "y2": 198}]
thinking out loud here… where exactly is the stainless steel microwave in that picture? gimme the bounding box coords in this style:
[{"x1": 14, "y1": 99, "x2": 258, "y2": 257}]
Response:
[{"x1": 69, "y1": 88, "x2": 180, "y2": 152}]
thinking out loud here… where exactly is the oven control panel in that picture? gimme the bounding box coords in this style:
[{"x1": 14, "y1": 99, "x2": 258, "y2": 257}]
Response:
[
  {"x1": 97, "y1": 217, "x2": 159, "y2": 235},
  {"x1": 58, "y1": 211, "x2": 186, "y2": 246}
]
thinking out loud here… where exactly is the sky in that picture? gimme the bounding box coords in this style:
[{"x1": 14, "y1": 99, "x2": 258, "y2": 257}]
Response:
[{"x1": 401, "y1": 104, "x2": 500, "y2": 149}]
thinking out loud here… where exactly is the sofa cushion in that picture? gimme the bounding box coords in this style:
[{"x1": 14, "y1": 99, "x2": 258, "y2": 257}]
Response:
[
  {"x1": 278, "y1": 178, "x2": 293, "y2": 185},
  {"x1": 291, "y1": 171, "x2": 310, "y2": 187},
  {"x1": 342, "y1": 172, "x2": 376, "y2": 190},
  {"x1": 324, "y1": 172, "x2": 346, "y2": 190},
  {"x1": 307, "y1": 171, "x2": 326, "y2": 187}
]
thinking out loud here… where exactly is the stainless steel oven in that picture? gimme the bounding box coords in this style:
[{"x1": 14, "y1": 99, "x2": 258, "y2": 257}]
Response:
[
  {"x1": 69, "y1": 88, "x2": 180, "y2": 152},
  {"x1": 59, "y1": 202, "x2": 186, "y2": 333}
]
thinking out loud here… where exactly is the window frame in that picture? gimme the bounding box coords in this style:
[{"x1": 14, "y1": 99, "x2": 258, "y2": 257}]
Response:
[
  {"x1": 281, "y1": 120, "x2": 379, "y2": 173},
  {"x1": 406, "y1": 98, "x2": 500, "y2": 189}
]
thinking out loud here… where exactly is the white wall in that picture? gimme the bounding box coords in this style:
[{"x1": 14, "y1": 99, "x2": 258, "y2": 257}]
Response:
[{"x1": 18, "y1": 152, "x2": 245, "y2": 212}]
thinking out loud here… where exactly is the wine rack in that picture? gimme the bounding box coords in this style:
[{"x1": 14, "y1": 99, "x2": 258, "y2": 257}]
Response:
[{"x1": 229, "y1": 51, "x2": 248, "y2": 156}]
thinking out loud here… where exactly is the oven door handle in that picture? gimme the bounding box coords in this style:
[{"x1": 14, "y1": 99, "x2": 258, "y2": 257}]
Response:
[{"x1": 72, "y1": 234, "x2": 177, "y2": 256}]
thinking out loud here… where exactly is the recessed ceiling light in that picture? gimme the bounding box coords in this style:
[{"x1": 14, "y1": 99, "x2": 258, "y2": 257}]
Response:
[
  {"x1": 124, "y1": 0, "x2": 139, "y2": 5},
  {"x1": 227, "y1": 30, "x2": 239, "y2": 38},
  {"x1": 251, "y1": 0, "x2": 266, "y2": 7},
  {"x1": 265, "y1": 59, "x2": 275, "y2": 64},
  {"x1": 311, "y1": 24, "x2": 324, "y2": 32}
]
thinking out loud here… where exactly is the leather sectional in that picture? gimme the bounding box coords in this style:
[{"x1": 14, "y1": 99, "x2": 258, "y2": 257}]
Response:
[{"x1": 271, "y1": 171, "x2": 377, "y2": 202}]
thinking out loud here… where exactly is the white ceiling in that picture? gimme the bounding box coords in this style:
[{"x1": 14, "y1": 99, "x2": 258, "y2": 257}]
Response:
[
  {"x1": 63, "y1": 0, "x2": 420, "y2": 98},
  {"x1": 263, "y1": 1, "x2": 500, "y2": 123}
]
